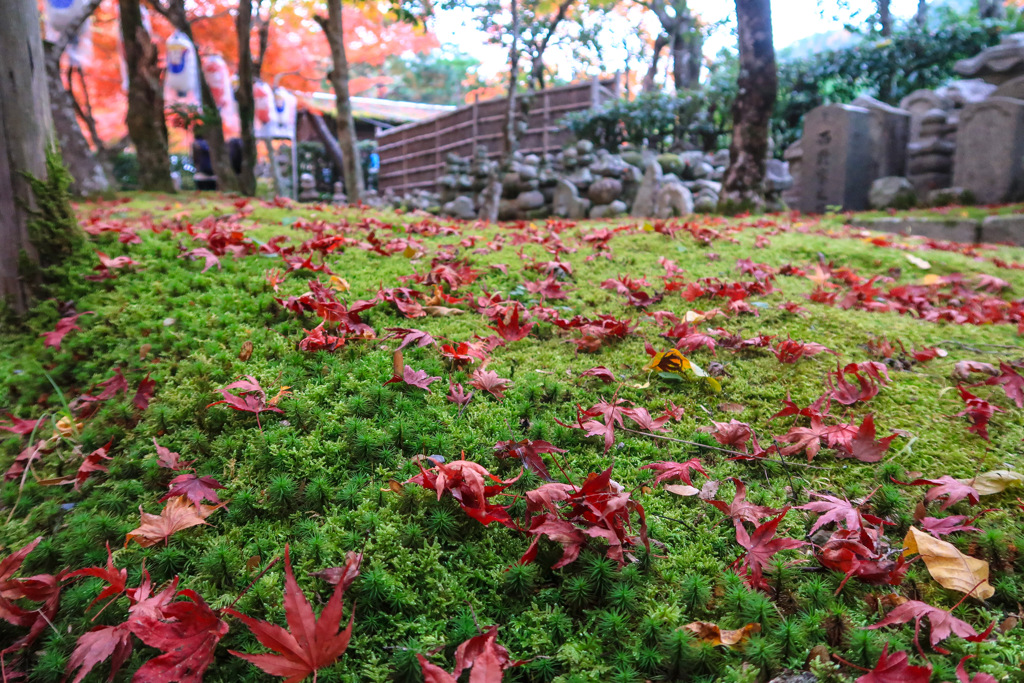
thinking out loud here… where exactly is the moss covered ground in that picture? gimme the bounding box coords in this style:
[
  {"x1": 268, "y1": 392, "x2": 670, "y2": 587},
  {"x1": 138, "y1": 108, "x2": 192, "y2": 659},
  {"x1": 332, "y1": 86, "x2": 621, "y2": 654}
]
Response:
[{"x1": 2, "y1": 193, "x2": 1024, "y2": 682}]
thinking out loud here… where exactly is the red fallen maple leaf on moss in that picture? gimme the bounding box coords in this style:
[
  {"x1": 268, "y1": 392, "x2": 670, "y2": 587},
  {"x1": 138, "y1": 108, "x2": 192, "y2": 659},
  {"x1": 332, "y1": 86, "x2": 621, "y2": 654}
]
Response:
[
  {"x1": 494, "y1": 439, "x2": 565, "y2": 481},
  {"x1": 732, "y1": 507, "x2": 806, "y2": 591},
  {"x1": 893, "y1": 475, "x2": 980, "y2": 511},
  {"x1": 407, "y1": 459, "x2": 520, "y2": 530},
  {"x1": 983, "y1": 362, "x2": 1024, "y2": 408},
  {"x1": 867, "y1": 599, "x2": 993, "y2": 653},
  {"x1": 153, "y1": 438, "x2": 194, "y2": 471},
  {"x1": 384, "y1": 366, "x2": 442, "y2": 392},
  {"x1": 706, "y1": 478, "x2": 781, "y2": 526},
  {"x1": 799, "y1": 490, "x2": 885, "y2": 535},
  {"x1": 159, "y1": 472, "x2": 226, "y2": 508},
  {"x1": 951, "y1": 655, "x2": 998, "y2": 683},
  {"x1": 130, "y1": 588, "x2": 228, "y2": 682},
  {"x1": 40, "y1": 312, "x2": 94, "y2": 350},
  {"x1": 417, "y1": 624, "x2": 523, "y2": 683},
  {"x1": 0, "y1": 537, "x2": 61, "y2": 657},
  {"x1": 134, "y1": 373, "x2": 156, "y2": 411},
  {"x1": 854, "y1": 645, "x2": 931, "y2": 683},
  {"x1": 208, "y1": 376, "x2": 285, "y2": 427},
  {"x1": 298, "y1": 323, "x2": 345, "y2": 352},
  {"x1": 581, "y1": 366, "x2": 615, "y2": 383},
  {"x1": 770, "y1": 337, "x2": 834, "y2": 364},
  {"x1": 954, "y1": 386, "x2": 1003, "y2": 441},
  {"x1": 640, "y1": 459, "x2": 708, "y2": 487},
  {"x1": 384, "y1": 327, "x2": 437, "y2": 350},
  {"x1": 227, "y1": 546, "x2": 359, "y2": 683},
  {"x1": 489, "y1": 305, "x2": 534, "y2": 342},
  {"x1": 835, "y1": 415, "x2": 897, "y2": 463},
  {"x1": 0, "y1": 413, "x2": 47, "y2": 436},
  {"x1": 471, "y1": 369, "x2": 512, "y2": 399}
]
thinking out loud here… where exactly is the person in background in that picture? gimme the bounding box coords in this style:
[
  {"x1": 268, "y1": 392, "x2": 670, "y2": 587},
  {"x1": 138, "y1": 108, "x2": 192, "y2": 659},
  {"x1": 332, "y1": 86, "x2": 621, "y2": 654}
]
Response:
[
  {"x1": 192, "y1": 135, "x2": 217, "y2": 191},
  {"x1": 367, "y1": 148, "x2": 380, "y2": 192}
]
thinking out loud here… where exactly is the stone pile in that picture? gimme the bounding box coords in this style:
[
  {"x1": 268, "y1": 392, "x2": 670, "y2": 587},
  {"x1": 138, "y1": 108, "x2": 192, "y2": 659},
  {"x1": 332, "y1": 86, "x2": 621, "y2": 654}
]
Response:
[{"x1": 906, "y1": 109, "x2": 957, "y2": 197}]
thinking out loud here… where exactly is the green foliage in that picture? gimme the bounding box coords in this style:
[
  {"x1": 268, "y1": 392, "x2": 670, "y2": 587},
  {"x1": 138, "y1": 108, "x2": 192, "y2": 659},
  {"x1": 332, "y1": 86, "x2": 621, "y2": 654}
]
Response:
[{"x1": 562, "y1": 92, "x2": 718, "y2": 153}]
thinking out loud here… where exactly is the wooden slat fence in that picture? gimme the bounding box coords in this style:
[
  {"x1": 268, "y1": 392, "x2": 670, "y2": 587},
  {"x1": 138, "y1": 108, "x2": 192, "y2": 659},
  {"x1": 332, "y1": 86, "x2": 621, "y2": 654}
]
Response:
[{"x1": 376, "y1": 75, "x2": 620, "y2": 194}]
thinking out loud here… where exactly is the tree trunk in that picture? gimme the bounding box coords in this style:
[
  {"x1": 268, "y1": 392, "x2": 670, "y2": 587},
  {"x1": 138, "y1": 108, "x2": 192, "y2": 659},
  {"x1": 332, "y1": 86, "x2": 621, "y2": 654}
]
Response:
[
  {"x1": 978, "y1": 0, "x2": 1004, "y2": 19},
  {"x1": 503, "y1": 0, "x2": 521, "y2": 167},
  {"x1": 121, "y1": 0, "x2": 174, "y2": 192},
  {"x1": 721, "y1": 0, "x2": 777, "y2": 207},
  {"x1": 915, "y1": 0, "x2": 928, "y2": 26},
  {"x1": 308, "y1": 111, "x2": 347, "y2": 173},
  {"x1": 317, "y1": 0, "x2": 364, "y2": 203},
  {"x1": 45, "y1": 60, "x2": 110, "y2": 196},
  {"x1": 642, "y1": 34, "x2": 669, "y2": 93},
  {"x1": 153, "y1": 0, "x2": 239, "y2": 193},
  {"x1": 669, "y1": 23, "x2": 701, "y2": 91},
  {"x1": 878, "y1": 0, "x2": 892, "y2": 36},
  {"x1": 0, "y1": 0, "x2": 51, "y2": 312},
  {"x1": 236, "y1": 0, "x2": 257, "y2": 197}
]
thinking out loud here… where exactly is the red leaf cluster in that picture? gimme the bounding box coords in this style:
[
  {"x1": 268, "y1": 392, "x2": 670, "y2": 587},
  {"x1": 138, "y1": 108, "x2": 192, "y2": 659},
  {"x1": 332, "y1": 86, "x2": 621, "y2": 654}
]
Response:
[{"x1": 407, "y1": 459, "x2": 520, "y2": 529}]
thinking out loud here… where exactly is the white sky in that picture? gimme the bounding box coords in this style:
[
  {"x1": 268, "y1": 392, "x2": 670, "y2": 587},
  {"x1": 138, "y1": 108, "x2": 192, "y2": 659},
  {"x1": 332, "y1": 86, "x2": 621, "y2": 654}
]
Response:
[{"x1": 431, "y1": 0, "x2": 924, "y2": 80}]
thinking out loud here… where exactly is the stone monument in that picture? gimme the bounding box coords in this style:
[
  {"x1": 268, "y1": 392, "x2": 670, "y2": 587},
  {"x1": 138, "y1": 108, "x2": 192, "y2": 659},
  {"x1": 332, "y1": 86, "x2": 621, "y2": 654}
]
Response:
[
  {"x1": 798, "y1": 104, "x2": 873, "y2": 213},
  {"x1": 953, "y1": 96, "x2": 1024, "y2": 204}
]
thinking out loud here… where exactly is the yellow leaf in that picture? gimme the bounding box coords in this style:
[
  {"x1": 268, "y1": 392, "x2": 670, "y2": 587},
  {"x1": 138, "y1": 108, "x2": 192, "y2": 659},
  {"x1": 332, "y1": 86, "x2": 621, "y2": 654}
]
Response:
[
  {"x1": 683, "y1": 622, "x2": 761, "y2": 647},
  {"x1": 423, "y1": 305, "x2": 464, "y2": 317},
  {"x1": 402, "y1": 246, "x2": 417, "y2": 259},
  {"x1": 644, "y1": 349, "x2": 692, "y2": 373},
  {"x1": 329, "y1": 275, "x2": 350, "y2": 292},
  {"x1": 921, "y1": 274, "x2": 943, "y2": 286},
  {"x1": 903, "y1": 527, "x2": 994, "y2": 599},
  {"x1": 684, "y1": 310, "x2": 708, "y2": 324},
  {"x1": 962, "y1": 470, "x2": 1024, "y2": 496},
  {"x1": 642, "y1": 222, "x2": 655, "y2": 232}
]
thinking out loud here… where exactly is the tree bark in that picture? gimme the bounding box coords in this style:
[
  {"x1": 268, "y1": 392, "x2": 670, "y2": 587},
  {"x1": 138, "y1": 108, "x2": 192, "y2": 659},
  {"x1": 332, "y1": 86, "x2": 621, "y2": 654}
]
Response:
[
  {"x1": 148, "y1": 0, "x2": 239, "y2": 192},
  {"x1": 915, "y1": 0, "x2": 927, "y2": 27},
  {"x1": 721, "y1": 0, "x2": 776, "y2": 206},
  {"x1": 42, "y1": 0, "x2": 109, "y2": 196},
  {"x1": 308, "y1": 111, "x2": 347, "y2": 173},
  {"x1": 978, "y1": 0, "x2": 1004, "y2": 19},
  {"x1": 0, "y1": 0, "x2": 51, "y2": 312},
  {"x1": 642, "y1": 33, "x2": 669, "y2": 93},
  {"x1": 669, "y1": 23, "x2": 701, "y2": 91},
  {"x1": 503, "y1": 0, "x2": 521, "y2": 167},
  {"x1": 317, "y1": 0, "x2": 364, "y2": 203},
  {"x1": 236, "y1": 0, "x2": 257, "y2": 196},
  {"x1": 121, "y1": 0, "x2": 174, "y2": 192},
  {"x1": 878, "y1": 0, "x2": 892, "y2": 36}
]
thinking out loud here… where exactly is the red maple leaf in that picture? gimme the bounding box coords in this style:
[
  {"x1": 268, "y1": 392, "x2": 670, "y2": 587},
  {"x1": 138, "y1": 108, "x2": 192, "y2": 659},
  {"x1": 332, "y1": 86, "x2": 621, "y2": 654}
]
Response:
[
  {"x1": 493, "y1": 439, "x2": 565, "y2": 481},
  {"x1": 75, "y1": 441, "x2": 114, "y2": 491},
  {"x1": 706, "y1": 478, "x2": 781, "y2": 526},
  {"x1": 489, "y1": 306, "x2": 534, "y2": 342},
  {"x1": 470, "y1": 369, "x2": 513, "y2": 400},
  {"x1": 82, "y1": 368, "x2": 129, "y2": 402},
  {"x1": 835, "y1": 415, "x2": 897, "y2": 463},
  {"x1": 770, "y1": 338, "x2": 833, "y2": 364},
  {"x1": 893, "y1": 476, "x2": 980, "y2": 511},
  {"x1": 181, "y1": 247, "x2": 221, "y2": 273},
  {"x1": 0, "y1": 537, "x2": 61, "y2": 656},
  {"x1": 134, "y1": 373, "x2": 156, "y2": 411},
  {"x1": 918, "y1": 512, "x2": 988, "y2": 538},
  {"x1": 227, "y1": 545, "x2": 357, "y2": 683},
  {"x1": 827, "y1": 365, "x2": 880, "y2": 405},
  {"x1": 207, "y1": 376, "x2": 285, "y2": 425},
  {"x1": 817, "y1": 527, "x2": 908, "y2": 591},
  {"x1": 733, "y1": 508, "x2": 806, "y2": 590},
  {"x1": 799, "y1": 491, "x2": 884, "y2": 535},
  {"x1": 952, "y1": 655, "x2": 998, "y2": 683},
  {"x1": 384, "y1": 327, "x2": 437, "y2": 351},
  {"x1": 153, "y1": 438, "x2": 193, "y2": 471},
  {"x1": 308, "y1": 552, "x2": 363, "y2": 591},
  {"x1": 159, "y1": 473, "x2": 226, "y2": 509},
  {"x1": 298, "y1": 323, "x2": 345, "y2": 352},
  {"x1": 867, "y1": 599, "x2": 993, "y2": 653},
  {"x1": 40, "y1": 312, "x2": 94, "y2": 350},
  {"x1": 407, "y1": 460, "x2": 519, "y2": 529},
  {"x1": 440, "y1": 342, "x2": 478, "y2": 366},
  {"x1": 955, "y1": 386, "x2": 1003, "y2": 441},
  {"x1": 0, "y1": 413, "x2": 46, "y2": 436},
  {"x1": 855, "y1": 645, "x2": 931, "y2": 683},
  {"x1": 710, "y1": 420, "x2": 756, "y2": 453},
  {"x1": 384, "y1": 366, "x2": 442, "y2": 392},
  {"x1": 777, "y1": 417, "x2": 831, "y2": 461},
  {"x1": 64, "y1": 543, "x2": 127, "y2": 611},
  {"x1": 447, "y1": 382, "x2": 474, "y2": 408},
  {"x1": 622, "y1": 406, "x2": 669, "y2": 432},
  {"x1": 983, "y1": 362, "x2": 1024, "y2": 408},
  {"x1": 581, "y1": 366, "x2": 615, "y2": 383},
  {"x1": 666, "y1": 323, "x2": 718, "y2": 355},
  {"x1": 640, "y1": 459, "x2": 708, "y2": 487},
  {"x1": 417, "y1": 624, "x2": 521, "y2": 682}
]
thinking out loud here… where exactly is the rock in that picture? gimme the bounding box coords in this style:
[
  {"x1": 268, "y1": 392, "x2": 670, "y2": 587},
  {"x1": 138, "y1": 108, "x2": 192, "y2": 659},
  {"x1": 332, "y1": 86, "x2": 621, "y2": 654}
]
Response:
[
  {"x1": 331, "y1": 182, "x2": 346, "y2": 205},
  {"x1": 620, "y1": 165, "x2": 643, "y2": 205},
  {"x1": 909, "y1": 172, "x2": 954, "y2": 197},
  {"x1": 765, "y1": 159, "x2": 794, "y2": 193},
  {"x1": 678, "y1": 151, "x2": 710, "y2": 180},
  {"x1": 478, "y1": 179, "x2": 502, "y2": 221},
  {"x1": 692, "y1": 179, "x2": 722, "y2": 195},
  {"x1": 869, "y1": 176, "x2": 917, "y2": 209},
  {"x1": 443, "y1": 195, "x2": 477, "y2": 220},
  {"x1": 502, "y1": 173, "x2": 522, "y2": 198},
  {"x1": 620, "y1": 150, "x2": 643, "y2": 167},
  {"x1": 656, "y1": 153, "x2": 684, "y2": 176},
  {"x1": 630, "y1": 161, "x2": 662, "y2": 217},
  {"x1": 552, "y1": 179, "x2": 586, "y2": 219},
  {"x1": 568, "y1": 167, "x2": 593, "y2": 190},
  {"x1": 927, "y1": 186, "x2": 973, "y2": 207},
  {"x1": 908, "y1": 153, "x2": 954, "y2": 175},
  {"x1": 589, "y1": 200, "x2": 627, "y2": 219},
  {"x1": 516, "y1": 190, "x2": 546, "y2": 211},
  {"x1": 498, "y1": 199, "x2": 519, "y2": 221},
  {"x1": 767, "y1": 673, "x2": 817, "y2": 683},
  {"x1": 654, "y1": 181, "x2": 694, "y2": 219},
  {"x1": 712, "y1": 149, "x2": 730, "y2": 168},
  {"x1": 576, "y1": 139, "x2": 595, "y2": 154},
  {"x1": 981, "y1": 214, "x2": 1024, "y2": 245},
  {"x1": 518, "y1": 164, "x2": 538, "y2": 181},
  {"x1": 587, "y1": 177, "x2": 623, "y2": 205},
  {"x1": 591, "y1": 150, "x2": 627, "y2": 177}
]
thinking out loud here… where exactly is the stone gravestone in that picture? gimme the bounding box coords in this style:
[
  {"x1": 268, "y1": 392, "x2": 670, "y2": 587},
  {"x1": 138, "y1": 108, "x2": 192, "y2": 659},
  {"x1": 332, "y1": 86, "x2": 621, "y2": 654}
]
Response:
[
  {"x1": 953, "y1": 96, "x2": 1024, "y2": 205},
  {"x1": 852, "y1": 95, "x2": 911, "y2": 179},
  {"x1": 900, "y1": 90, "x2": 950, "y2": 142},
  {"x1": 799, "y1": 104, "x2": 873, "y2": 213}
]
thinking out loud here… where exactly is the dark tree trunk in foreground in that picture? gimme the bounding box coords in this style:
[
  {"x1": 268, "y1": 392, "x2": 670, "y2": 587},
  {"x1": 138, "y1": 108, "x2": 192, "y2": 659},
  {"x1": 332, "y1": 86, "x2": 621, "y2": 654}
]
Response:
[
  {"x1": 503, "y1": 0, "x2": 521, "y2": 166},
  {"x1": 121, "y1": 0, "x2": 174, "y2": 192},
  {"x1": 44, "y1": 0, "x2": 109, "y2": 196},
  {"x1": 236, "y1": 0, "x2": 257, "y2": 196},
  {"x1": 0, "y1": 0, "x2": 51, "y2": 311},
  {"x1": 721, "y1": 0, "x2": 776, "y2": 207},
  {"x1": 317, "y1": 0, "x2": 364, "y2": 203}
]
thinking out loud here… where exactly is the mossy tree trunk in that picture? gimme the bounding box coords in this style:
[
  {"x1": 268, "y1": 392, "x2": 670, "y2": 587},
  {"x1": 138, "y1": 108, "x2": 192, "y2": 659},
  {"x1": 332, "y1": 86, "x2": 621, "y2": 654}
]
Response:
[
  {"x1": 721, "y1": 0, "x2": 776, "y2": 208},
  {"x1": 316, "y1": 0, "x2": 364, "y2": 203},
  {"x1": 120, "y1": 0, "x2": 174, "y2": 192}
]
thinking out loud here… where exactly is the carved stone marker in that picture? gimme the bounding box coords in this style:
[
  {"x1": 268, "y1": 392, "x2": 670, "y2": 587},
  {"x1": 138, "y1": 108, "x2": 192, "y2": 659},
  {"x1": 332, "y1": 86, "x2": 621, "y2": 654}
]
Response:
[
  {"x1": 953, "y1": 96, "x2": 1024, "y2": 205},
  {"x1": 852, "y1": 94, "x2": 911, "y2": 179},
  {"x1": 799, "y1": 104, "x2": 872, "y2": 213}
]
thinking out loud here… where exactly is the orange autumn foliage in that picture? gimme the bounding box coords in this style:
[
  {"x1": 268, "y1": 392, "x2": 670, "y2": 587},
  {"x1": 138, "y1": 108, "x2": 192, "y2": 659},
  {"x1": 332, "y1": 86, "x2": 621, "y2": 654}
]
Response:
[{"x1": 57, "y1": 0, "x2": 437, "y2": 144}]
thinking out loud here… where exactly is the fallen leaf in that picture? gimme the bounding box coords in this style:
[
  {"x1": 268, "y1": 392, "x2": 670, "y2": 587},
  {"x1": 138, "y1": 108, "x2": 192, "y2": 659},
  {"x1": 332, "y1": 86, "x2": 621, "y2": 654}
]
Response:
[
  {"x1": 903, "y1": 527, "x2": 994, "y2": 599},
  {"x1": 964, "y1": 470, "x2": 1024, "y2": 496},
  {"x1": 683, "y1": 621, "x2": 760, "y2": 647},
  {"x1": 239, "y1": 341, "x2": 254, "y2": 361},
  {"x1": 125, "y1": 497, "x2": 221, "y2": 548},
  {"x1": 424, "y1": 305, "x2": 464, "y2": 317}
]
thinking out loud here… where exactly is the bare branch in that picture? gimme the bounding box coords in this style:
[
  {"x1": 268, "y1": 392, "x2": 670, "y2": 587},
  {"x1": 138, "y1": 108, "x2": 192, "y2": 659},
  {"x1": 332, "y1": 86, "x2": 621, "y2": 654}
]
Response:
[{"x1": 48, "y1": 0, "x2": 103, "y2": 63}]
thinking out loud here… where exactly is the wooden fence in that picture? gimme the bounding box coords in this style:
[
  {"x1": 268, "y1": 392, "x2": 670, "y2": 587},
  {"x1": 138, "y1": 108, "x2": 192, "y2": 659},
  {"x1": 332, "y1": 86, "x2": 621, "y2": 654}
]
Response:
[{"x1": 376, "y1": 75, "x2": 620, "y2": 194}]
